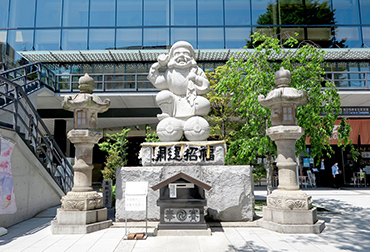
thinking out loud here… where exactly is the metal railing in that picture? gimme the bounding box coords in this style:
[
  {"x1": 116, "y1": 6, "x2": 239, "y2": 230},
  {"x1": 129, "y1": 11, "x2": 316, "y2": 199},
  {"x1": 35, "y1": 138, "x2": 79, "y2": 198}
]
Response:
[
  {"x1": 0, "y1": 63, "x2": 57, "y2": 107},
  {"x1": 3, "y1": 62, "x2": 370, "y2": 94},
  {"x1": 326, "y1": 71, "x2": 370, "y2": 89},
  {"x1": 0, "y1": 75, "x2": 73, "y2": 194},
  {"x1": 55, "y1": 72, "x2": 157, "y2": 92}
]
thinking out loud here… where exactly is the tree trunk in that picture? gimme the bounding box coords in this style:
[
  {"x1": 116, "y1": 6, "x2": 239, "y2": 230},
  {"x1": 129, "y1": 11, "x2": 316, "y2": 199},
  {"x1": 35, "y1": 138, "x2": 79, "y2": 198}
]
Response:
[{"x1": 266, "y1": 154, "x2": 274, "y2": 195}]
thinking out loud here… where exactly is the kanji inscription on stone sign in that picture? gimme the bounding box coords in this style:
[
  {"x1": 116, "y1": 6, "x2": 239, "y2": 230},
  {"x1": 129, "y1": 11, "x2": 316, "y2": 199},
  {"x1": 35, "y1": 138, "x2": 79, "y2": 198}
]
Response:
[
  {"x1": 103, "y1": 179, "x2": 112, "y2": 208},
  {"x1": 153, "y1": 145, "x2": 214, "y2": 162}
]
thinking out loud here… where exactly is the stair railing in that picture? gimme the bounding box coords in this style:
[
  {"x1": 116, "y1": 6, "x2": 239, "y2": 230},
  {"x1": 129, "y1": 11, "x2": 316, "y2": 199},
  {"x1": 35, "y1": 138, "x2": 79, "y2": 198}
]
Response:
[{"x1": 0, "y1": 75, "x2": 73, "y2": 194}]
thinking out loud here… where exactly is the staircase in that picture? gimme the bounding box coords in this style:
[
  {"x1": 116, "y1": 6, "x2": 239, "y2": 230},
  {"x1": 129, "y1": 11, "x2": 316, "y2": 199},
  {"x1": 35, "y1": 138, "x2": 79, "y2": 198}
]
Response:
[
  {"x1": 0, "y1": 63, "x2": 56, "y2": 107},
  {"x1": 0, "y1": 64, "x2": 73, "y2": 194}
]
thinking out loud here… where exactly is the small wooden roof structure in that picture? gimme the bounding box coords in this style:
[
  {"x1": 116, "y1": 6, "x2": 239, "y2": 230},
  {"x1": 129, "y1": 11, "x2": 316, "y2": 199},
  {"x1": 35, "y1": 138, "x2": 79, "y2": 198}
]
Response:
[{"x1": 151, "y1": 172, "x2": 212, "y2": 191}]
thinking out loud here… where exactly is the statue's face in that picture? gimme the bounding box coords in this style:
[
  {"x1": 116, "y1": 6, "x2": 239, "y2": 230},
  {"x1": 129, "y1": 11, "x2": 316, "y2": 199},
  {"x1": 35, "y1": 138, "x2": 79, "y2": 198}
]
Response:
[{"x1": 172, "y1": 47, "x2": 193, "y2": 68}]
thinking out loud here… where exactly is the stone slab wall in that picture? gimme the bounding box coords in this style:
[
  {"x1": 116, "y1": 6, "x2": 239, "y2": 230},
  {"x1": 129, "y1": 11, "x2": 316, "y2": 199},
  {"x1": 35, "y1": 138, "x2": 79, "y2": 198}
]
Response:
[{"x1": 116, "y1": 165, "x2": 254, "y2": 222}]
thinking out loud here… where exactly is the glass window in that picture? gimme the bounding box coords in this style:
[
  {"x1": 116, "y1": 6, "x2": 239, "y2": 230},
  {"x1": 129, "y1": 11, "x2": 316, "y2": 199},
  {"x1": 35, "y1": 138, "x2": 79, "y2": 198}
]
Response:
[
  {"x1": 307, "y1": 27, "x2": 333, "y2": 48},
  {"x1": 117, "y1": 0, "x2": 142, "y2": 26},
  {"x1": 62, "y1": 29, "x2": 87, "y2": 50},
  {"x1": 116, "y1": 28, "x2": 142, "y2": 49},
  {"x1": 89, "y1": 29, "x2": 115, "y2": 50},
  {"x1": 144, "y1": 0, "x2": 169, "y2": 26},
  {"x1": 90, "y1": 0, "x2": 115, "y2": 27},
  {"x1": 252, "y1": 0, "x2": 275, "y2": 25},
  {"x1": 305, "y1": 0, "x2": 333, "y2": 25},
  {"x1": 0, "y1": 0, "x2": 9, "y2": 28},
  {"x1": 225, "y1": 28, "x2": 250, "y2": 49},
  {"x1": 63, "y1": 0, "x2": 89, "y2": 27},
  {"x1": 335, "y1": 26, "x2": 361, "y2": 48},
  {"x1": 36, "y1": 0, "x2": 62, "y2": 27},
  {"x1": 7, "y1": 30, "x2": 34, "y2": 52},
  {"x1": 198, "y1": 0, "x2": 223, "y2": 26},
  {"x1": 35, "y1": 30, "x2": 60, "y2": 50},
  {"x1": 171, "y1": 28, "x2": 196, "y2": 48},
  {"x1": 171, "y1": 0, "x2": 196, "y2": 26},
  {"x1": 252, "y1": 0, "x2": 333, "y2": 26},
  {"x1": 360, "y1": 0, "x2": 370, "y2": 24},
  {"x1": 225, "y1": 0, "x2": 251, "y2": 25},
  {"x1": 279, "y1": 0, "x2": 305, "y2": 25},
  {"x1": 198, "y1": 28, "x2": 224, "y2": 49},
  {"x1": 0, "y1": 30, "x2": 6, "y2": 44},
  {"x1": 9, "y1": 0, "x2": 36, "y2": 28},
  {"x1": 333, "y1": 0, "x2": 360, "y2": 25},
  {"x1": 0, "y1": 31, "x2": 6, "y2": 63},
  {"x1": 143, "y1": 28, "x2": 169, "y2": 48},
  {"x1": 362, "y1": 27, "x2": 370, "y2": 47}
]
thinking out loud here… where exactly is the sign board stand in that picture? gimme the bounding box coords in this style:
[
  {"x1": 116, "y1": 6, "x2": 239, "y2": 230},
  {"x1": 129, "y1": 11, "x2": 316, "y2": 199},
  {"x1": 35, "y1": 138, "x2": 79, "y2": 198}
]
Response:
[{"x1": 124, "y1": 182, "x2": 148, "y2": 240}]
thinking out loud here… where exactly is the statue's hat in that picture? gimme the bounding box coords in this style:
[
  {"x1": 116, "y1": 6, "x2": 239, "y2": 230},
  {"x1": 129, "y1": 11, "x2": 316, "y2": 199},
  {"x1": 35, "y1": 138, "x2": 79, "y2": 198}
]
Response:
[{"x1": 169, "y1": 41, "x2": 195, "y2": 59}]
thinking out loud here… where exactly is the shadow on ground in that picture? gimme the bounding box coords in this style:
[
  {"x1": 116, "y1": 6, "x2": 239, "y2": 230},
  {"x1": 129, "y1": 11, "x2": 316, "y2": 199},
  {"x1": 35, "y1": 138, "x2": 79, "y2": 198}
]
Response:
[{"x1": 315, "y1": 198, "x2": 370, "y2": 252}]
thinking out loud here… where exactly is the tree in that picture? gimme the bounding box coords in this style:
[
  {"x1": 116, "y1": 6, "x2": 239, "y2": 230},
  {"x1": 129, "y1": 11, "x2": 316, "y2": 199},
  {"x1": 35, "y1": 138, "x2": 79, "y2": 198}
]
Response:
[
  {"x1": 145, "y1": 126, "x2": 160, "y2": 142},
  {"x1": 205, "y1": 66, "x2": 244, "y2": 143},
  {"x1": 215, "y1": 32, "x2": 354, "y2": 194},
  {"x1": 98, "y1": 128, "x2": 130, "y2": 183}
]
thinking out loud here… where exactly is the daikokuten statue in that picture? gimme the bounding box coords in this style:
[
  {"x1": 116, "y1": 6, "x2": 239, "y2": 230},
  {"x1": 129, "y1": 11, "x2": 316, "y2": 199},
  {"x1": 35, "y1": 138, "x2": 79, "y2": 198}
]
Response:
[{"x1": 148, "y1": 41, "x2": 210, "y2": 142}]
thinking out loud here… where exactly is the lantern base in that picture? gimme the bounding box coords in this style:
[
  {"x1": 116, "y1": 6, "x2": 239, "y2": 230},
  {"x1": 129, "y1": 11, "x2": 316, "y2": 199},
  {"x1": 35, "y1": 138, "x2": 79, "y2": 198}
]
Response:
[{"x1": 258, "y1": 218, "x2": 325, "y2": 234}]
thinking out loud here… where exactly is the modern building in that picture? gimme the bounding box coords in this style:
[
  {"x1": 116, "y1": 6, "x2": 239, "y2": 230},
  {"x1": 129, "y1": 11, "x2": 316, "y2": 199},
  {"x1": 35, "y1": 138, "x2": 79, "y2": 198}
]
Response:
[{"x1": 1, "y1": 0, "x2": 370, "y2": 185}]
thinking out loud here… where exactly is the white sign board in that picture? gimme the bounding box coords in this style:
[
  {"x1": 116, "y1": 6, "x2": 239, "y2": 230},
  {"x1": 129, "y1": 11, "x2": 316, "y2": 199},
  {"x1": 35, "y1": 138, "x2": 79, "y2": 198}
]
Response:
[
  {"x1": 125, "y1": 182, "x2": 148, "y2": 212},
  {"x1": 169, "y1": 184, "x2": 177, "y2": 198}
]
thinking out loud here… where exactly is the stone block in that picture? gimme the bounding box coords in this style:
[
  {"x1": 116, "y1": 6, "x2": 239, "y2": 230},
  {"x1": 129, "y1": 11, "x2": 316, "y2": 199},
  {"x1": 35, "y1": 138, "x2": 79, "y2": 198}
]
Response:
[
  {"x1": 257, "y1": 219, "x2": 325, "y2": 234},
  {"x1": 56, "y1": 208, "x2": 108, "y2": 225},
  {"x1": 262, "y1": 207, "x2": 318, "y2": 225},
  {"x1": 115, "y1": 165, "x2": 254, "y2": 222},
  {"x1": 97, "y1": 208, "x2": 108, "y2": 222},
  {"x1": 51, "y1": 219, "x2": 112, "y2": 234}
]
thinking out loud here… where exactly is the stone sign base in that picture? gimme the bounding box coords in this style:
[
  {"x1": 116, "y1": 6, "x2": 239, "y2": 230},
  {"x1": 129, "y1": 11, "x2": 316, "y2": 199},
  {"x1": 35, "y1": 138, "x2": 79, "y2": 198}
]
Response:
[
  {"x1": 116, "y1": 165, "x2": 254, "y2": 222},
  {"x1": 51, "y1": 208, "x2": 112, "y2": 234},
  {"x1": 154, "y1": 228, "x2": 212, "y2": 236}
]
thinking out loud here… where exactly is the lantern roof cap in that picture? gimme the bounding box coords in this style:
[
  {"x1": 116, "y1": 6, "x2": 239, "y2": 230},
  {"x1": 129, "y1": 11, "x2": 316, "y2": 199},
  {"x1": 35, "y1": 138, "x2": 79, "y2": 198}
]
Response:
[
  {"x1": 151, "y1": 172, "x2": 212, "y2": 191},
  {"x1": 258, "y1": 68, "x2": 308, "y2": 108},
  {"x1": 275, "y1": 67, "x2": 291, "y2": 87}
]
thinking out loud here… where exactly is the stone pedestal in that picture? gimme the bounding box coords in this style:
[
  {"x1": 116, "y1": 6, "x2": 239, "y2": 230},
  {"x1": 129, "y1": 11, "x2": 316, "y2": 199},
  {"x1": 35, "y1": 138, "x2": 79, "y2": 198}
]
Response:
[
  {"x1": 257, "y1": 126, "x2": 325, "y2": 233},
  {"x1": 115, "y1": 165, "x2": 254, "y2": 222},
  {"x1": 51, "y1": 74, "x2": 111, "y2": 234},
  {"x1": 51, "y1": 208, "x2": 112, "y2": 234},
  {"x1": 257, "y1": 67, "x2": 325, "y2": 234},
  {"x1": 257, "y1": 190, "x2": 325, "y2": 234}
]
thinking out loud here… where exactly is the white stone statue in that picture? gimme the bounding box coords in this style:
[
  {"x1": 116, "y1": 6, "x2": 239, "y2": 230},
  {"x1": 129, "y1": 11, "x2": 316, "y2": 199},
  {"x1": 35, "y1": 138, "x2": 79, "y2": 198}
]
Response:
[{"x1": 148, "y1": 41, "x2": 210, "y2": 142}]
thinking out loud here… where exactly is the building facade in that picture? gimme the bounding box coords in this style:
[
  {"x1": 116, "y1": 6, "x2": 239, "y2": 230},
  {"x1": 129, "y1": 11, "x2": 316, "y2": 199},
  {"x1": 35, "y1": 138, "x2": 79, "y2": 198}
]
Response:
[{"x1": 1, "y1": 0, "x2": 370, "y2": 184}]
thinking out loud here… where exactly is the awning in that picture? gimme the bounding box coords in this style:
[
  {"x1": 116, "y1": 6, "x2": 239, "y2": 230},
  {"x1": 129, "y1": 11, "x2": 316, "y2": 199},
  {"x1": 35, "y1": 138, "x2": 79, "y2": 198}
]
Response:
[
  {"x1": 307, "y1": 119, "x2": 370, "y2": 145},
  {"x1": 17, "y1": 48, "x2": 370, "y2": 64}
]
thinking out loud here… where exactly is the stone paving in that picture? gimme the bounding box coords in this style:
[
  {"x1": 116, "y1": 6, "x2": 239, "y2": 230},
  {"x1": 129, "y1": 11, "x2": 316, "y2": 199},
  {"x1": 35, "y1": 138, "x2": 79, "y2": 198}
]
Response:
[{"x1": 0, "y1": 187, "x2": 369, "y2": 252}]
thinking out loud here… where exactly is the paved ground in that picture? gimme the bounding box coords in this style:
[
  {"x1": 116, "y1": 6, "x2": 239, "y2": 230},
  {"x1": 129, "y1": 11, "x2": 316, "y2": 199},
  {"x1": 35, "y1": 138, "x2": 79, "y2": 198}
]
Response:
[{"x1": 1, "y1": 186, "x2": 370, "y2": 252}]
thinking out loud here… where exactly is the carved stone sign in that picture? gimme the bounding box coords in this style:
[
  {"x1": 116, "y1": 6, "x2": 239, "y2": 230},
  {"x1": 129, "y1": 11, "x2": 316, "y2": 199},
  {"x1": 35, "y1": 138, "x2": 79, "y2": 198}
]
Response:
[
  {"x1": 139, "y1": 141, "x2": 226, "y2": 166},
  {"x1": 102, "y1": 180, "x2": 112, "y2": 208}
]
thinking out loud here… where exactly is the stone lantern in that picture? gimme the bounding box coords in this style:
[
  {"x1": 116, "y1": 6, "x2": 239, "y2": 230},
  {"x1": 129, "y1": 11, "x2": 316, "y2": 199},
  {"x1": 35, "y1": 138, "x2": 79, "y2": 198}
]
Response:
[
  {"x1": 51, "y1": 74, "x2": 111, "y2": 234},
  {"x1": 257, "y1": 67, "x2": 325, "y2": 234}
]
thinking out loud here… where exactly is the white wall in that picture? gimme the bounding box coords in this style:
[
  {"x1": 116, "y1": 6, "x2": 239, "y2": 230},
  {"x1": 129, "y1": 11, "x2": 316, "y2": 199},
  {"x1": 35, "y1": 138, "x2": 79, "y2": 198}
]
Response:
[{"x1": 0, "y1": 129, "x2": 64, "y2": 227}]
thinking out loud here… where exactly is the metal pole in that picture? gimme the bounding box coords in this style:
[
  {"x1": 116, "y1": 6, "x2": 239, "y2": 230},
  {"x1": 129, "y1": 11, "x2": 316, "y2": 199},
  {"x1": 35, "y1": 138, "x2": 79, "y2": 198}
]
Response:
[{"x1": 341, "y1": 148, "x2": 346, "y2": 185}]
